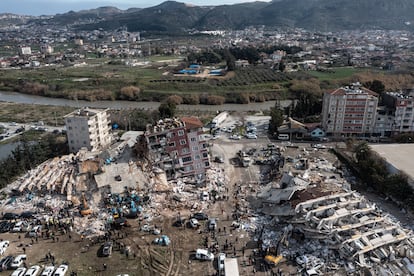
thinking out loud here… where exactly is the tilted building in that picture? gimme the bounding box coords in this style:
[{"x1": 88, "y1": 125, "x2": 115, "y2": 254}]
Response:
[
  {"x1": 64, "y1": 108, "x2": 112, "y2": 153},
  {"x1": 322, "y1": 83, "x2": 378, "y2": 137},
  {"x1": 144, "y1": 117, "x2": 210, "y2": 180}
]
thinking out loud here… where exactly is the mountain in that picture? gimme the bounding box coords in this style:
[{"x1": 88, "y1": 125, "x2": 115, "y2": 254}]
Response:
[{"x1": 4, "y1": 0, "x2": 414, "y2": 32}]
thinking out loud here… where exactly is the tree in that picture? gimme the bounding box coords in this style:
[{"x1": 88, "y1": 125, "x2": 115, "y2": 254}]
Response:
[
  {"x1": 268, "y1": 102, "x2": 284, "y2": 135},
  {"x1": 366, "y1": 80, "x2": 385, "y2": 94},
  {"x1": 158, "y1": 102, "x2": 176, "y2": 119}
]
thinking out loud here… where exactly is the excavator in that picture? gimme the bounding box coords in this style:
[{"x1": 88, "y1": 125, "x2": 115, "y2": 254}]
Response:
[{"x1": 80, "y1": 192, "x2": 92, "y2": 216}]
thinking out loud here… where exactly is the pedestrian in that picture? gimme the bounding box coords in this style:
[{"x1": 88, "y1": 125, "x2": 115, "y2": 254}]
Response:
[
  {"x1": 22, "y1": 247, "x2": 26, "y2": 253},
  {"x1": 103, "y1": 263, "x2": 107, "y2": 270}
]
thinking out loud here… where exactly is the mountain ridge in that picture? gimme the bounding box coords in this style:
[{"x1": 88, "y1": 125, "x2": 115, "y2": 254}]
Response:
[{"x1": 2, "y1": 0, "x2": 414, "y2": 32}]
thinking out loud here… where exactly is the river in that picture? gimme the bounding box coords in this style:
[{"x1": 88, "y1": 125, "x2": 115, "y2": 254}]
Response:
[
  {"x1": 0, "y1": 141, "x2": 19, "y2": 161},
  {"x1": 0, "y1": 91, "x2": 292, "y2": 111}
]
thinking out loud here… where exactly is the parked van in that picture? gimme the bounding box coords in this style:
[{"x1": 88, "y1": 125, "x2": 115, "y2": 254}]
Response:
[
  {"x1": 277, "y1": 134, "x2": 289, "y2": 140},
  {"x1": 195, "y1": 249, "x2": 214, "y2": 261}
]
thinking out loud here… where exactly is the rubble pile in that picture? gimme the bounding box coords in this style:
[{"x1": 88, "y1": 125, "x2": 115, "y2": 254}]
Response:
[
  {"x1": 11, "y1": 154, "x2": 78, "y2": 199},
  {"x1": 288, "y1": 191, "x2": 414, "y2": 274}
]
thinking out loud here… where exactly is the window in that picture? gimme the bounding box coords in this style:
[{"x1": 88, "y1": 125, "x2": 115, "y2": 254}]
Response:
[
  {"x1": 168, "y1": 142, "x2": 176, "y2": 147},
  {"x1": 182, "y1": 148, "x2": 189, "y2": 154},
  {"x1": 190, "y1": 137, "x2": 197, "y2": 142},
  {"x1": 178, "y1": 130, "x2": 184, "y2": 136},
  {"x1": 202, "y1": 152, "x2": 208, "y2": 158},
  {"x1": 192, "y1": 146, "x2": 199, "y2": 151},
  {"x1": 180, "y1": 139, "x2": 186, "y2": 145},
  {"x1": 182, "y1": 156, "x2": 192, "y2": 163},
  {"x1": 195, "y1": 155, "x2": 200, "y2": 160},
  {"x1": 204, "y1": 161, "x2": 210, "y2": 167}
]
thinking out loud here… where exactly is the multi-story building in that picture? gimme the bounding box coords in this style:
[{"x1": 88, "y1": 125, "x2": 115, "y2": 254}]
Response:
[
  {"x1": 322, "y1": 83, "x2": 378, "y2": 136},
  {"x1": 144, "y1": 117, "x2": 210, "y2": 180},
  {"x1": 382, "y1": 91, "x2": 414, "y2": 134},
  {"x1": 64, "y1": 108, "x2": 112, "y2": 153}
]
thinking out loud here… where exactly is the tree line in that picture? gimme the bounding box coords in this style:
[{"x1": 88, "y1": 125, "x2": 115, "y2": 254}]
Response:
[{"x1": 0, "y1": 133, "x2": 68, "y2": 189}]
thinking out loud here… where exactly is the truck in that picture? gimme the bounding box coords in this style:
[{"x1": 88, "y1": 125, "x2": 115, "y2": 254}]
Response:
[
  {"x1": 211, "y1": 112, "x2": 228, "y2": 129},
  {"x1": 224, "y1": 258, "x2": 239, "y2": 276},
  {"x1": 237, "y1": 150, "x2": 250, "y2": 167}
]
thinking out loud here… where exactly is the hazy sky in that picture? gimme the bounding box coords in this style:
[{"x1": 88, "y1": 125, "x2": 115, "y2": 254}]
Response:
[{"x1": 1, "y1": 0, "x2": 271, "y2": 16}]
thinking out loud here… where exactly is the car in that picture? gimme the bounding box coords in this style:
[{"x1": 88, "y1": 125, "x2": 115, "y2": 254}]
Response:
[
  {"x1": 101, "y1": 241, "x2": 113, "y2": 257},
  {"x1": 0, "y1": 240, "x2": 9, "y2": 255},
  {"x1": 201, "y1": 191, "x2": 209, "y2": 201},
  {"x1": 12, "y1": 221, "x2": 29, "y2": 232},
  {"x1": 245, "y1": 133, "x2": 257, "y2": 139},
  {"x1": 29, "y1": 225, "x2": 42, "y2": 237},
  {"x1": 214, "y1": 156, "x2": 224, "y2": 163},
  {"x1": 53, "y1": 264, "x2": 68, "y2": 276},
  {"x1": 172, "y1": 218, "x2": 186, "y2": 227},
  {"x1": 12, "y1": 267, "x2": 26, "y2": 276},
  {"x1": 0, "y1": 255, "x2": 13, "y2": 271},
  {"x1": 229, "y1": 134, "x2": 241, "y2": 140},
  {"x1": 189, "y1": 218, "x2": 200, "y2": 228},
  {"x1": 208, "y1": 218, "x2": 217, "y2": 231},
  {"x1": 192, "y1": 212, "x2": 208, "y2": 221},
  {"x1": 40, "y1": 266, "x2": 55, "y2": 276},
  {"x1": 195, "y1": 249, "x2": 214, "y2": 261},
  {"x1": 3, "y1": 213, "x2": 19, "y2": 220},
  {"x1": 24, "y1": 265, "x2": 40, "y2": 276},
  {"x1": 218, "y1": 253, "x2": 226, "y2": 273},
  {"x1": 11, "y1": 254, "x2": 26, "y2": 268}
]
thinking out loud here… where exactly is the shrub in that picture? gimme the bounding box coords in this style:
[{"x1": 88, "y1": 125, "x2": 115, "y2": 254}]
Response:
[
  {"x1": 205, "y1": 95, "x2": 225, "y2": 105},
  {"x1": 19, "y1": 82, "x2": 49, "y2": 96},
  {"x1": 166, "y1": 95, "x2": 183, "y2": 105},
  {"x1": 119, "y1": 86, "x2": 141, "y2": 100},
  {"x1": 182, "y1": 94, "x2": 200, "y2": 105}
]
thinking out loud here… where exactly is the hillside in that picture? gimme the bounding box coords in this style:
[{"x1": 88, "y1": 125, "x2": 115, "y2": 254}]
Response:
[{"x1": 2, "y1": 0, "x2": 414, "y2": 32}]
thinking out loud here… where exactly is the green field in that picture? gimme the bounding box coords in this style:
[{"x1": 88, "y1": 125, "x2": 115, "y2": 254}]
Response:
[{"x1": 307, "y1": 67, "x2": 363, "y2": 81}]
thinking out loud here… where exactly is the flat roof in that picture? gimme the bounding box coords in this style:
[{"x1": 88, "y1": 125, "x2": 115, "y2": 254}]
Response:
[{"x1": 370, "y1": 144, "x2": 414, "y2": 180}]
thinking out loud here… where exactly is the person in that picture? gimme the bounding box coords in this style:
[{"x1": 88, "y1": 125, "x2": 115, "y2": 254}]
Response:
[{"x1": 103, "y1": 263, "x2": 107, "y2": 270}]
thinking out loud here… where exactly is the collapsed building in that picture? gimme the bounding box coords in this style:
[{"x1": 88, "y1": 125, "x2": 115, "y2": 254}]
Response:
[
  {"x1": 143, "y1": 117, "x2": 211, "y2": 181},
  {"x1": 253, "y1": 152, "x2": 414, "y2": 275}
]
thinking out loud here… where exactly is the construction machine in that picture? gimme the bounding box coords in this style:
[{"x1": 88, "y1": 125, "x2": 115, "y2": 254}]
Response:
[{"x1": 80, "y1": 192, "x2": 92, "y2": 216}]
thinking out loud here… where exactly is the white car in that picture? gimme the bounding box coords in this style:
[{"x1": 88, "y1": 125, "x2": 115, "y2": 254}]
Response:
[
  {"x1": 0, "y1": 240, "x2": 9, "y2": 255},
  {"x1": 11, "y1": 254, "x2": 26, "y2": 268},
  {"x1": 245, "y1": 133, "x2": 257, "y2": 139},
  {"x1": 12, "y1": 267, "x2": 26, "y2": 276},
  {"x1": 53, "y1": 264, "x2": 68, "y2": 276},
  {"x1": 41, "y1": 266, "x2": 55, "y2": 276},
  {"x1": 24, "y1": 265, "x2": 41, "y2": 276},
  {"x1": 195, "y1": 249, "x2": 214, "y2": 261},
  {"x1": 189, "y1": 218, "x2": 199, "y2": 228},
  {"x1": 218, "y1": 253, "x2": 226, "y2": 272},
  {"x1": 229, "y1": 134, "x2": 241, "y2": 140}
]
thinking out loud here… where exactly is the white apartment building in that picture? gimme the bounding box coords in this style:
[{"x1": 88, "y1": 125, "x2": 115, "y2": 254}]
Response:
[
  {"x1": 19, "y1": 46, "x2": 32, "y2": 55},
  {"x1": 64, "y1": 108, "x2": 112, "y2": 153},
  {"x1": 322, "y1": 83, "x2": 378, "y2": 136},
  {"x1": 383, "y1": 91, "x2": 414, "y2": 134}
]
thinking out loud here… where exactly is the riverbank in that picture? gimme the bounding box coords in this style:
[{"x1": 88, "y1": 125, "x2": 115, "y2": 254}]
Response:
[{"x1": 0, "y1": 91, "x2": 291, "y2": 112}]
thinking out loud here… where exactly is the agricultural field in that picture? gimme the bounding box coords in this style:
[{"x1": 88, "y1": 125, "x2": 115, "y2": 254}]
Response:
[{"x1": 306, "y1": 67, "x2": 363, "y2": 81}]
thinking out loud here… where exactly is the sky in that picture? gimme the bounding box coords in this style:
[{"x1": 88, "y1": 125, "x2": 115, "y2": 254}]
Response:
[{"x1": 1, "y1": 0, "x2": 271, "y2": 16}]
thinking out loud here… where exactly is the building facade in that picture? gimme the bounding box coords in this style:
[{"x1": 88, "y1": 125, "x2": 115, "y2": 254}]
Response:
[
  {"x1": 64, "y1": 108, "x2": 112, "y2": 153},
  {"x1": 322, "y1": 83, "x2": 378, "y2": 136},
  {"x1": 144, "y1": 117, "x2": 210, "y2": 180},
  {"x1": 382, "y1": 91, "x2": 414, "y2": 134}
]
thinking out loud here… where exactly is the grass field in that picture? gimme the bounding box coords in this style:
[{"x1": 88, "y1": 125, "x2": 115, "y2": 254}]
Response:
[
  {"x1": 306, "y1": 67, "x2": 363, "y2": 81},
  {"x1": 0, "y1": 103, "x2": 75, "y2": 125}
]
